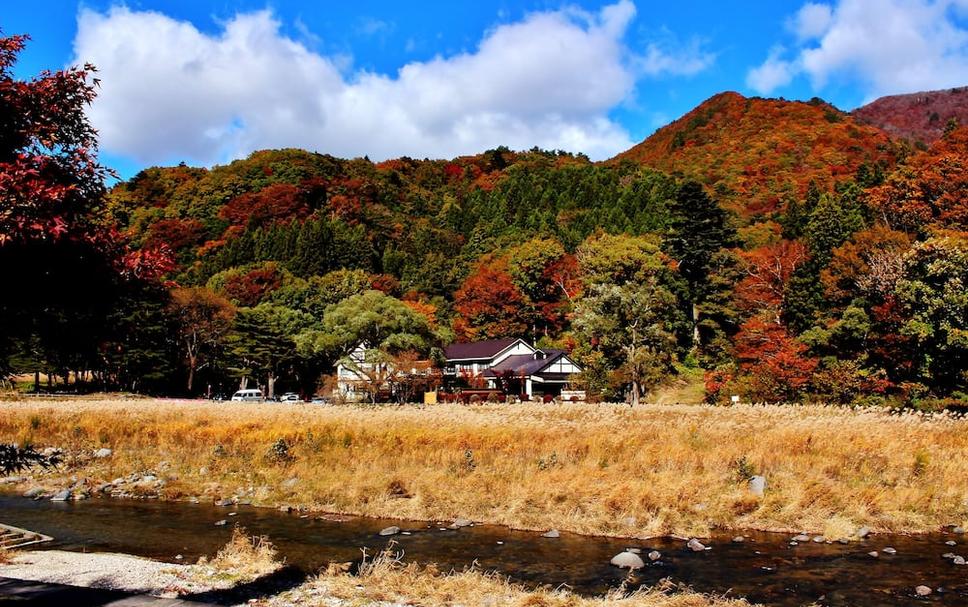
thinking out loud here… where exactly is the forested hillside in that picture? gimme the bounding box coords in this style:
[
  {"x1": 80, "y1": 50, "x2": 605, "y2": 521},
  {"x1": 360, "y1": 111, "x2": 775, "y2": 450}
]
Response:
[
  {"x1": 611, "y1": 92, "x2": 898, "y2": 215},
  {"x1": 2, "y1": 34, "x2": 966, "y2": 407},
  {"x1": 853, "y1": 87, "x2": 968, "y2": 146}
]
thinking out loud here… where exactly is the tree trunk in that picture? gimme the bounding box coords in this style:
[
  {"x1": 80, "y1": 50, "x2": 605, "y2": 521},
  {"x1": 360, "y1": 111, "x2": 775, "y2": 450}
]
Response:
[
  {"x1": 631, "y1": 379, "x2": 640, "y2": 407},
  {"x1": 34, "y1": 370, "x2": 40, "y2": 393},
  {"x1": 692, "y1": 302, "x2": 701, "y2": 350},
  {"x1": 267, "y1": 373, "x2": 276, "y2": 400},
  {"x1": 186, "y1": 355, "x2": 196, "y2": 394}
]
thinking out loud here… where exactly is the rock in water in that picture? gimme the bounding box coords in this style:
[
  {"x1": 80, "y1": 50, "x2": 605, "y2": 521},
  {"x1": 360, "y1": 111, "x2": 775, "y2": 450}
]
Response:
[
  {"x1": 22, "y1": 487, "x2": 43, "y2": 498},
  {"x1": 732, "y1": 536, "x2": 745, "y2": 543},
  {"x1": 541, "y1": 529, "x2": 560, "y2": 538},
  {"x1": 687, "y1": 538, "x2": 707, "y2": 552},
  {"x1": 50, "y1": 490, "x2": 70, "y2": 502},
  {"x1": 868, "y1": 551, "x2": 879, "y2": 558},
  {"x1": 647, "y1": 550, "x2": 661, "y2": 561},
  {"x1": 953, "y1": 526, "x2": 965, "y2": 535},
  {"x1": 856, "y1": 526, "x2": 872, "y2": 538},
  {"x1": 883, "y1": 547, "x2": 897, "y2": 554},
  {"x1": 793, "y1": 534, "x2": 811, "y2": 542},
  {"x1": 214, "y1": 520, "x2": 227, "y2": 526},
  {"x1": 945, "y1": 540, "x2": 957, "y2": 546},
  {"x1": 379, "y1": 526, "x2": 401, "y2": 536},
  {"x1": 748, "y1": 475, "x2": 766, "y2": 496},
  {"x1": 952, "y1": 556, "x2": 966, "y2": 565},
  {"x1": 93, "y1": 448, "x2": 112, "y2": 459},
  {"x1": 450, "y1": 518, "x2": 473, "y2": 529},
  {"x1": 610, "y1": 551, "x2": 645, "y2": 569},
  {"x1": 915, "y1": 585, "x2": 932, "y2": 596}
]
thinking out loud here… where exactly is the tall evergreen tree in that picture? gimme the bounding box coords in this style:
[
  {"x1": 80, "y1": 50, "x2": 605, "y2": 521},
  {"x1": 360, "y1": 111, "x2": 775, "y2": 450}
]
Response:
[{"x1": 664, "y1": 180, "x2": 735, "y2": 353}]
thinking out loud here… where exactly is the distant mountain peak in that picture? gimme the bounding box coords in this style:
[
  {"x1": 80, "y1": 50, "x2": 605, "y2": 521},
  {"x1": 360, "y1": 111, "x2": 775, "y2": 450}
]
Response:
[
  {"x1": 612, "y1": 92, "x2": 895, "y2": 216},
  {"x1": 852, "y1": 86, "x2": 968, "y2": 145}
]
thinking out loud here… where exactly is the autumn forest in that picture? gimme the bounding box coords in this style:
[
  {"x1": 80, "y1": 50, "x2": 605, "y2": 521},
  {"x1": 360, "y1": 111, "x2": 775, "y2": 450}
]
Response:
[{"x1": 1, "y1": 34, "x2": 966, "y2": 408}]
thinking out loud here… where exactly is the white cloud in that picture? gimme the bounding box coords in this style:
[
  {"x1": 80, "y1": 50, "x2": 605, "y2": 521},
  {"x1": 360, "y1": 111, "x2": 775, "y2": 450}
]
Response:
[
  {"x1": 72, "y1": 1, "x2": 710, "y2": 165},
  {"x1": 637, "y1": 40, "x2": 715, "y2": 76},
  {"x1": 789, "y1": 3, "x2": 833, "y2": 40},
  {"x1": 746, "y1": 47, "x2": 796, "y2": 94},
  {"x1": 748, "y1": 0, "x2": 968, "y2": 99}
]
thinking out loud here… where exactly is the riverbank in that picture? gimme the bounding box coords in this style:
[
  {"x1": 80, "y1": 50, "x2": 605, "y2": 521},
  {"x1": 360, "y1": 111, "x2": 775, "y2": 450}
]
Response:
[
  {"x1": 1, "y1": 398, "x2": 966, "y2": 538},
  {"x1": 0, "y1": 546, "x2": 748, "y2": 607}
]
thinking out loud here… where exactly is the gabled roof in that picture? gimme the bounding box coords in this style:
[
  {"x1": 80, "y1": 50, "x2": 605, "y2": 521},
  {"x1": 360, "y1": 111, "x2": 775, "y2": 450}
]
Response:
[
  {"x1": 444, "y1": 338, "x2": 523, "y2": 361},
  {"x1": 484, "y1": 350, "x2": 568, "y2": 377}
]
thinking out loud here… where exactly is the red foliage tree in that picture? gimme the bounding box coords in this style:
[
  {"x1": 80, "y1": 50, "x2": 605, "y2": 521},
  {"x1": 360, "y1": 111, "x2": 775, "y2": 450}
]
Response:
[
  {"x1": 0, "y1": 34, "x2": 112, "y2": 246},
  {"x1": 143, "y1": 218, "x2": 206, "y2": 252},
  {"x1": 220, "y1": 183, "x2": 312, "y2": 228},
  {"x1": 221, "y1": 265, "x2": 286, "y2": 307},
  {"x1": 453, "y1": 257, "x2": 533, "y2": 340},
  {"x1": 867, "y1": 127, "x2": 968, "y2": 232},
  {"x1": 732, "y1": 317, "x2": 818, "y2": 402},
  {"x1": 734, "y1": 240, "x2": 808, "y2": 321}
]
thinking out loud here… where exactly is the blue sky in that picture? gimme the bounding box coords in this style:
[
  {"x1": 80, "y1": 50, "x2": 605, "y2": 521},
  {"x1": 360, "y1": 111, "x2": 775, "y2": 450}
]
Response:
[{"x1": 5, "y1": 1, "x2": 968, "y2": 177}]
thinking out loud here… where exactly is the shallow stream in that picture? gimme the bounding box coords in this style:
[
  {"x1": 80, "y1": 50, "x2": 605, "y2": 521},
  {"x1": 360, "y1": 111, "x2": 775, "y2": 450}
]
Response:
[{"x1": 0, "y1": 493, "x2": 965, "y2": 606}]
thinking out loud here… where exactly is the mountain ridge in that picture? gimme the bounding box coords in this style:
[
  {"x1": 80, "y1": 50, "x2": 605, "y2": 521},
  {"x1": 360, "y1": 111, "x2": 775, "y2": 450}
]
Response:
[{"x1": 610, "y1": 91, "x2": 896, "y2": 216}]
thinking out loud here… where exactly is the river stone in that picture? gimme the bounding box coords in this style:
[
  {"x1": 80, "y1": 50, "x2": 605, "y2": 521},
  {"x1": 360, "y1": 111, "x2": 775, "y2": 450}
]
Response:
[
  {"x1": 50, "y1": 489, "x2": 71, "y2": 501},
  {"x1": 450, "y1": 518, "x2": 473, "y2": 529},
  {"x1": 215, "y1": 499, "x2": 233, "y2": 507},
  {"x1": 883, "y1": 547, "x2": 897, "y2": 554},
  {"x1": 856, "y1": 526, "x2": 872, "y2": 538},
  {"x1": 610, "y1": 551, "x2": 645, "y2": 569},
  {"x1": 732, "y1": 536, "x2": 745, "y2": 543},
  {"x1": 93, "y1": 448, "x2": 112, "y2": 458},
  {"x1": 542, "y1": 529, "x2": 560, "y2": 538},
  {"x1": 945, "y1": 540, "x2": 957, "y2": 546},
  {"x1": 868, "y1": 551, "x2": 879, "y2": 558},
  {"x1": 954, "y1": 526, "x2": 966, "y2": 535},
  {"x1": 915, "y1": 585, "x2": 932, "y2": 596},
  {"x1": 812, "y1": 536, "x2": 826, "y2": 543},
  {"x1": 953, "y1": 556, "x2": 966, "y2": 565},
  {"x1": 793, "y1": 534, "x2": 811, "y2": 542},
  {"x1": 647, "y1": 550, "x2": 661, "y2": 561},
  {"x1": 379, "y1": 526, "x2": 401, "y2": 536},
  {"x1": 214, "y1": 519, "x2": 227, "y2": 526},
  {"x1": 687, "y1": 538, "x2": 707, "y2": 552},
  {"x1": 22, "y1": 487, "x2": 43, "y2": 498},
  {"x1": 748, "y1": 475, "x2": 766, "y2": 497}
]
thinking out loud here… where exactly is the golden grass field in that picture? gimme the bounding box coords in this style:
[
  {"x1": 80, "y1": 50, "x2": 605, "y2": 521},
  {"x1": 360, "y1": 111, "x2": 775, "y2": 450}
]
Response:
[{"x1": 1, "y1": 397, "x2": 967, "y2": 538}]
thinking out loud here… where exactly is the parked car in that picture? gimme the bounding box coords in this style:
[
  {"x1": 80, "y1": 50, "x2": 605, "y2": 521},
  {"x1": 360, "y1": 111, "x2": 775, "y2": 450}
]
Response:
[
  {"x1": 279, "y1": 392, "x2": 300, "y2": 402},
  {"x1": 310, "y1": 395, "x2": 332, "y2": 405},
  {"x1": 230, "y1": 389, "x2": 264, "y2": 402}
]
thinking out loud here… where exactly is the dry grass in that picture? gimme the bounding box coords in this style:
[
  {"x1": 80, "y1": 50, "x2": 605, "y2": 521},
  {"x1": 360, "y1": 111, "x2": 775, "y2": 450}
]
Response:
[
  {"x1": 0, "y1": 547, "x2": 15, "y2": 565},
  {"x1": 196, "y1": 526, "x2": 280, "y2": 582},
  {"x1": 261, "y1": 547, "x2": 749, "y2": 607},
  {"x1": 2, "y1": 398, "x2": 967, "y2": 537}
]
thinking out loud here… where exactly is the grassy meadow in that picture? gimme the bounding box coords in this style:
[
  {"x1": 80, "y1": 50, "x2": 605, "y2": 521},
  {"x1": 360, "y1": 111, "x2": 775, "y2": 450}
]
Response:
[{"x1": 1, "y1": 397, "x2": 966, "y2": 538}]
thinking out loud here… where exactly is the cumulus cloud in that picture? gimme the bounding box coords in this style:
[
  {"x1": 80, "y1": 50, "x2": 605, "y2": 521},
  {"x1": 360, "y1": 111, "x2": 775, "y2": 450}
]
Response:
[
  {"x1": 788, "y1": 3, "x2": 833, "y2": 41},
  {"x1": 72, "y1": 1, "x2": 712, "y2": 165},
  {"x1": 746, "y1": 47, "x2": 796, "y2": 94},
  {"x1": 747, "y1": 0, "x2": 968, "y2": 99}
]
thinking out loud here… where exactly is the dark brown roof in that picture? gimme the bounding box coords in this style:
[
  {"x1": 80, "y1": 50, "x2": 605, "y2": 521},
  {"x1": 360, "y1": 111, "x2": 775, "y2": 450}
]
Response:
[
  {"x1": 484, "y1": 351, "x2": 568, "y2": 377},
  {"x1": 444, "y1": 338, "x2": 520, "y2": 361}
]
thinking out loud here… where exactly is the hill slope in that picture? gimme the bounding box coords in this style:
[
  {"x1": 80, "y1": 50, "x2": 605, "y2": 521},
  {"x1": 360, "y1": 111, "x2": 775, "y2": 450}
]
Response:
[
  {"x1": 611, "y1": 92, "x2": 895, "y2": 216},
  {"x1": 852, "y1": 86, "x2": 968, "y2": 145}
]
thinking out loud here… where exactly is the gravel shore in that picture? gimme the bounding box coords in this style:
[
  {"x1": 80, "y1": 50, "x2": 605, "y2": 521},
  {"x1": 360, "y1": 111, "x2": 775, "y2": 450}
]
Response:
[{"x1": 0, "y1": 550, "x2": 224, "y2": 598}]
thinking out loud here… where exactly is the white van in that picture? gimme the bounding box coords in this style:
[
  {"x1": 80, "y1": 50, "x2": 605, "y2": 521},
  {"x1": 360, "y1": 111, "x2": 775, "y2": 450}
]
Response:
[{"x1": 230, "y1": 389, "x2": 264, "y2": 402}]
